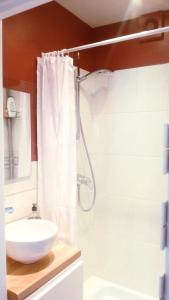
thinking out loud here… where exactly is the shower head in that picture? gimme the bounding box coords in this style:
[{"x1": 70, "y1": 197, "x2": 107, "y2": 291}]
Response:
[{"x1": 78, "y1": 68, "x2": 113, "y2": 83}]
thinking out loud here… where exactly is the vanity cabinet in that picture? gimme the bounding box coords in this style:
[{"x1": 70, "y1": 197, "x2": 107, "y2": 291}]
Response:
[
  {"x1": 25, "y1": 260, "x2": 83, "y2": 300},
  {"x1": 7, "y1": 242, "x2": 82, "y2": 300}
]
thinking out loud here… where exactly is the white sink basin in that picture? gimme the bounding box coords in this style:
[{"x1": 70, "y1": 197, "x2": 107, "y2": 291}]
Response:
[{"x1": 5, "y1": 219, "x2": 58, "y2": 264}]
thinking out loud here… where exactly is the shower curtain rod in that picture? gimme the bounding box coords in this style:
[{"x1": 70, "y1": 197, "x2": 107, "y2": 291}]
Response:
[{"x1": 59, "y1": 26, "x2": 169, "y2": 54}]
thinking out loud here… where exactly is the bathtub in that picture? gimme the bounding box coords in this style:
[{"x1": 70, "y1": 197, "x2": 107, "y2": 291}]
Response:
[{"x1": 84, "y1": 276, "x2": 157, "y2": 300}]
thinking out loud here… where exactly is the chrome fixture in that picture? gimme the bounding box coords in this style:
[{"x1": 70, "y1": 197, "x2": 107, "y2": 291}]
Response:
[
  {"x1": 5, "y1": 207, "x2": 14, "y2": 214},
  {"x1": 57, "y1": 26, "x2": 169, "y2": 55},
  {"x1": 77, "y1": 173, "x2": 93, "y2": 190},
  {"x1": 76, "y1": 69, "x2": 113, "y2": 212},
  {"x1": 78, "y1": 69, "x2": 113, "y2": 83},
  {"x1": 77, "y1": 119, "x2": 96, "y2": 212}
]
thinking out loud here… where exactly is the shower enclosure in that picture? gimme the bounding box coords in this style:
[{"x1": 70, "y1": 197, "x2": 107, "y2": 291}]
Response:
[
  {"x1": 76, "y1": 63, "x2": 168, "y2": 299},
  {"x1": 76, "y1": 69, "x2": 113, "y2": 212}
]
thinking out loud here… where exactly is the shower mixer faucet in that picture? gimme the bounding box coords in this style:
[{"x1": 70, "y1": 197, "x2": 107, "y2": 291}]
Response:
[{"x1": 77, "y1": 174, "x2": 93, "y2": 189}]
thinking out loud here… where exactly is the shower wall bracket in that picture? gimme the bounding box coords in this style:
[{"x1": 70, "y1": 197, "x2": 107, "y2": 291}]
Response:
[
  {"x1": 159, "y1": 274, "x2": 166, "y2": 300},
  {"x1": 163, "y1": 124, "x2": 169, "y2": 174},
  {"x1": 160, "y1": 201, "x2": 169, "y2": 299},
  {"x1": 159, "y1": 201, "x2": 168, "y2": 299},
  {"x1": 162, "y1": 124, "x2": 169, "y2": 300},
  {"x1": 160, "y1": 201, "x2": 168, "y2": 250}
]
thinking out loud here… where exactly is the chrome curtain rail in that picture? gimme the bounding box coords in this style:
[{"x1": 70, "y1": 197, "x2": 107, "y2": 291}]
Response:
[{"x1": 60, "y1": 26, "x2": 169, "y2": 54}]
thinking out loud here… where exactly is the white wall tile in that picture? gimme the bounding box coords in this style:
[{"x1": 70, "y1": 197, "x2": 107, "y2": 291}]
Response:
[
  {"x1": 81, "y1": 112, "x2": 138, "y2": 156},
  {"x1": 135, "y1": 111, "x2": 168, "y2": 156},
  {"x1": 81, "y1": 111, "x2": 168, "y2": 157},
  {"x1": 133, "y1": 157, "x2": 165, "y2": 200},
  {"x1": 88, "y1": 154, "x2": 165, "y2": 201},
  {"x1": 137, "y1": 63, "x2": 169, "y2": 112},
  {"x1": 132, "y1": 199, "x2": 161, "y2": 245},
  {"x1": 130, "y1": 243, "x2": 164, "y2": 296},
  {"x1": 78, "y1": 64, "x2": 168, "y2": 297},
  {"x1": 105, "y1": 68, "x2": 138, "y2": 113}
]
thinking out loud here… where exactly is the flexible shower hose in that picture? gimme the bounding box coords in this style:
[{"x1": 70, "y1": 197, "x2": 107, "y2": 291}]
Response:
[{"x1": 78, "y1": 118, "x2": 96, "y2": 212}]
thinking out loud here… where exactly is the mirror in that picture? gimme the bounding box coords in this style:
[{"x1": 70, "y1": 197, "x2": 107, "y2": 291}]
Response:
[{"x1": 3, "y1": 88, "x2": 31, "y2": 183}]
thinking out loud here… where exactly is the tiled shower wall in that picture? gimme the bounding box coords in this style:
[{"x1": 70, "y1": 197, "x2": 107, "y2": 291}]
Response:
[{"x1": 77, "y1": 63, "x2": 169, "y2": 297}]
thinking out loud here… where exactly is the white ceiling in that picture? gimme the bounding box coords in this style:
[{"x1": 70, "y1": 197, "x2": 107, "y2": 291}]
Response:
[
  {"x1": 56, "y1": 0, "x2": 169, "y2": 27},
  {"x1": 0, "y1": 0, "x2": 52, "y2": 19}
]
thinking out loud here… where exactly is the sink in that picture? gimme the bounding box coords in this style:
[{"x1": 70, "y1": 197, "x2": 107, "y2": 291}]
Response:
[{"x1": 5, "y1": 219, "x2": 58, "y2": 264}]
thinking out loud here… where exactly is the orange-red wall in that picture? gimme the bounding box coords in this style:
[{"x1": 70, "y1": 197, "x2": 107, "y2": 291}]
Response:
[
  {"x1": 93, "y1": 11, "x2": 169, "y2": 70},
  {"x1": 3, "y1": 1, "x2": 94, "y2": 83},
  {"x1": 3, "y1": 3, "x2": 169, "y2": 161},
  {"x1": 3, "y1": 1, "x2": 94, "y2": 160}
]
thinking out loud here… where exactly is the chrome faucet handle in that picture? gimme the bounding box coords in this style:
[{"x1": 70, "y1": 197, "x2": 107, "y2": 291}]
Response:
[
  {"x1": 77, "y1": 174, "x2": 93, "y2": 190},
  {"x1": 5, "y1": 207, "x2": 14, "y2": 214}
]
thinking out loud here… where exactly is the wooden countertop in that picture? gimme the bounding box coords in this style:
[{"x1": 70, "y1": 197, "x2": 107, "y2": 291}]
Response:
[{"x1": 7, "y1": 241, "x2": 81, "y2": 300}]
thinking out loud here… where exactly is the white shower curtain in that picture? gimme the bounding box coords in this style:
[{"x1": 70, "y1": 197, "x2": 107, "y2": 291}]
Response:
[{"x1": 37, "y1": 54, "x2": 77, "y2": 245}]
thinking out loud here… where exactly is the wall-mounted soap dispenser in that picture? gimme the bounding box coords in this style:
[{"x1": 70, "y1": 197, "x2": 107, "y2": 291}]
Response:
[{"x1": 7, "y1": 96, "x2": 17, "y2": 118}]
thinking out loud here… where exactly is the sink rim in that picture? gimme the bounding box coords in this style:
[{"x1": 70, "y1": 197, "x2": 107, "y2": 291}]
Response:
[{"x1": 5, "y1": 219, "x2": 58, "y2": 244}]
